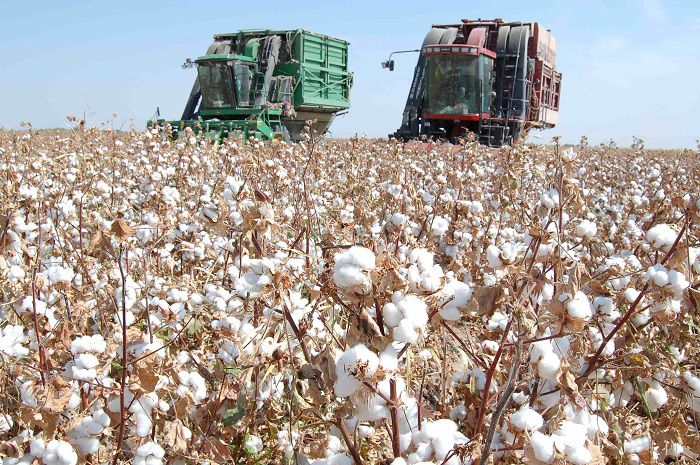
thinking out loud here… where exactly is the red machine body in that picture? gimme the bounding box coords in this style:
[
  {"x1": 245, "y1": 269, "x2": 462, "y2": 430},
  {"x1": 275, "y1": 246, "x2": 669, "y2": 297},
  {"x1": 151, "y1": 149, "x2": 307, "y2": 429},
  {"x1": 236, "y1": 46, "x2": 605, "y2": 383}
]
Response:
[{"x1": 392, "y1": 19, "x2": 562, "y2": 145}]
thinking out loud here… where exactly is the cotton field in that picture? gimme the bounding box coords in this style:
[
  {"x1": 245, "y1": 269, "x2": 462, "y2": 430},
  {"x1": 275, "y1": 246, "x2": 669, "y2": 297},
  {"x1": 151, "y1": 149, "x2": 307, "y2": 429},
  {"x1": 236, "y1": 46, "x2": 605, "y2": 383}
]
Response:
[{"x1": 1, "y1": 126, "x2": 699, "y2": 465}]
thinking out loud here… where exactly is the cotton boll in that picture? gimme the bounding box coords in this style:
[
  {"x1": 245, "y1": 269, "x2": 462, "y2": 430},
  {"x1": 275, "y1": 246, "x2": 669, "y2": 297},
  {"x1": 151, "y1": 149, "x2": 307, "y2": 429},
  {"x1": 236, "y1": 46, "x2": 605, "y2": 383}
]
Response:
[
  {"x1": 561, "y1": 291, "x2": 592, "y2": 320},
  {"x1": 573, "y1": 410, "x2": 609, "y2": 439},
  {"x1": 46, "y1": 264, "x2": 75, "y2": 285},
  {"x1": 390, "y1": 213, "x2": 408, "y2": 227},
  {"x1": 486, "y1": 311, "x2": 509, "y2": 331},
  {"x1": 134, "y1": 441, "x2": 165, "y2": 465},
  {"x1": 449, "y1": 404, "x2": 467, "y2": 421},
  {"x1": 683, "y1": 372, "x2": 700, "y2": 413},
  {"x1": 589, "y1": 327, "x2": 615, "y2": 357},
  {"x1": 177, "y1": 371, "x2": 208, "y2": 402},
  {"x1": 624, "y1": 288, "x2": 641, "y2": 303},
  {"x1": 409, "y1": 443, "x2": 434, "y2": 463},
  {"x1": 666, "y1": 443, "x2": 684, "y2": 459},
  {"x1": 530, "y1": 340, "x2": 553, "y2": 363},
  {"x1": 333, "y1": 265, "x2": 367, "y2": 288},
  {"x1": 486, "y1": 244, "x2": 503, "y2": 269},
  {"x1": 624, "y1": 435, "x2": 651, "y2": 454},
  {"x1": 439, "y1": 279, "x2": 472, "y2": 321},
  {"x1": 397, "y1": 295, "x2": 428, "y2": 329},
  {"x1": 530, "y1": 431, "x2": 556, "y2": 463},
  {"x1": 334, "y1": 344, "x2": 379, "y2": 397},
  {"x1": 127, "y1": 392, "x2": 158, "y2": 437},
  {"x1": 483, "y1": 273, "x2": 497, "y2": 286},
  {"x1": 512, "y1": 391, "x2": 528, "y2": 405},
  {"x1": 541, "y1": 188, "x2": 560, "y2": 209},
  {"x1": 645, "y1": 224, "x2": 677, "y2": 250},
  {"x1": 575, "y1": 220, "x2": 597, "y2": 239},
  {"x1": 645, "y1": 381, "x2": 668, "y2": 412},
  {"x1": 42, "y1": 440, "x2": 78, "y2": 465},
  {"x1": 592, "y1": 296, "x2": 619, "y2": 321},
  {"x1": 407, "y1": 252, "x2": 445, "y2": 293},
  {"x1": 538, "y1": 283, "x2": 554, "y2": 304},
  {"x1": 482, "y1": 340, "x2": 499, "y2": 353},
  {"x1": 6, "y1": 265, "x2": 25, "y2": 281},
  {"x1": 561, "y1": 147, "x2": 577, "y2": 162},
  {"x1": 69, "y1": 406, "x2": 111, "y2": 455},
  {"x1": 666, "y1": 270, "x2": 690, "y2": 297},
  {"x1": 30, "y1": 437, "x2": 46, "y2": 457},
  {"x1": 70, "y1": 335, "x2": 107, "y2": 354},
  {"x1": 510, "y1": 405, "x2": 544, "y2": 431},
  {"x1": 393, "y1": 319, "x2": 419, "y2": 344},
  {"x1": 379, "y1": 344, "x2": 399, "y2": 371},
  {"x1": 565, "y1": 445, "x2": 592, "y2": 464},
  {"x1": 383, "y1": 302, "x2": 402, "y2": 328},
  {"x1": 418, "y1": 418, "x2": 466, "y2": 461},
  {"x1": 245, "y1": 435, "x2": 263, "y2": 453},
  {"x1": 645, "y1": 264, "x2": 669, "y2": 287},
  {"x1": 0, "y1": 412, "x2": 13, "y2": 434},
  {"x1": 70, "y1": 353, "x2": 101, "y2": 381},
  {"x1": 537, "y1": 351, "x2": 561, "y2": 380},
  {"x1": 333, "y1": 246, "x2": 375, "y2": 296},
  {"x1": 334, "y1": 246, "x2": 375, "y2": 271},
  {"x1": 0, "y1": 325, "x2": 30, "y2": 357},
  {"x1": 430, "y1": 216, "x2": 450, "y2": 237},
  {"x1": 554, "y1": 421, "x2": 588, "y2": 449}
]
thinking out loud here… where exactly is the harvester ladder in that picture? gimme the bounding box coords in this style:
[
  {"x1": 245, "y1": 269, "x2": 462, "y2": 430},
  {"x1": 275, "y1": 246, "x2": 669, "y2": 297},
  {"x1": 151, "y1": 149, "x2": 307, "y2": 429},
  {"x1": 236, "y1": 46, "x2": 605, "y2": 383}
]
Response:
[{"x1": 253, "y1": 36, "x2": 282, "y2": 107}]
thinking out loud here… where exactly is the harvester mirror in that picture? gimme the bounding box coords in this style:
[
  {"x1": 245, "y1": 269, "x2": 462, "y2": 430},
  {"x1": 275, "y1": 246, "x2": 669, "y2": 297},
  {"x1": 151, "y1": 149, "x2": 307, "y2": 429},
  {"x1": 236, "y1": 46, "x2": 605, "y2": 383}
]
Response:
[
  {"x1": 382, "y1": 60, "x2": 395, "y2": 71},
  {"x1": 181, "y1": 58, "x2": 195, "y2": 69}
]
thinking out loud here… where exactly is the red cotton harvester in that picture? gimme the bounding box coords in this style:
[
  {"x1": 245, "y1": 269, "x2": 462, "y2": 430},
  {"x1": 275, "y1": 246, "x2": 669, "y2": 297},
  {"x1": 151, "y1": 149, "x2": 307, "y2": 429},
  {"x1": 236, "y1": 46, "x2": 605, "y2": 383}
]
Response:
[{"x1": 383, "y1": 19, "x2": 561, "y2": 146}]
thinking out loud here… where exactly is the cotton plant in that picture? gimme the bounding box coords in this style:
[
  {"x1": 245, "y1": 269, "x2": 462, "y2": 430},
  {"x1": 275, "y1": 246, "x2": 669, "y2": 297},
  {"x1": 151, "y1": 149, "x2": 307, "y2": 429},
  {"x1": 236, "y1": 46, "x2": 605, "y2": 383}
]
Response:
[{"x1": 1, "y1": 129, "x2": 698, "y2": 464}]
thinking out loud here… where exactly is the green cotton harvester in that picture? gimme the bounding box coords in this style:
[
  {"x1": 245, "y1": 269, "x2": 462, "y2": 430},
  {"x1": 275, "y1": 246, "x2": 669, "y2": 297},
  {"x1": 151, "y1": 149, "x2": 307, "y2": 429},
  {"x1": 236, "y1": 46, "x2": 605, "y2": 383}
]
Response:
[{"x1": 150, "y1": 29, "x2": 352, "y2": 141}]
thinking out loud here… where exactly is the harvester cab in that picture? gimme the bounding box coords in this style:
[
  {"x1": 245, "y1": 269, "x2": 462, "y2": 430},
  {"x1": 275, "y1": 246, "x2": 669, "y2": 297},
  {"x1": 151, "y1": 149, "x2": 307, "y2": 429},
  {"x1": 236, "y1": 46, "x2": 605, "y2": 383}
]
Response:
[{"x1": 149, "y1": 29, "x2": 352, "y2": 142}]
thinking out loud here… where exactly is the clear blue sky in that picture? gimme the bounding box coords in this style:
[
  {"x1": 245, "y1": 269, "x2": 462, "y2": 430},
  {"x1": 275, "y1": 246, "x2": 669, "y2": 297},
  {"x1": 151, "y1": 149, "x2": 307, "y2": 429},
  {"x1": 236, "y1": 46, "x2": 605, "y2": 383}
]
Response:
[{"x1": 1, "y1": 0, "x2": 698, "y2": 148}]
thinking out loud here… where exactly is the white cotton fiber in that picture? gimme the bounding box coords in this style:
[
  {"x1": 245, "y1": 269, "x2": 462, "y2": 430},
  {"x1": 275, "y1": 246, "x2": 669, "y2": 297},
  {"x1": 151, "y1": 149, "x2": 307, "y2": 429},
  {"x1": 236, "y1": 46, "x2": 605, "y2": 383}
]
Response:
[
  {"x1": 42, "y1": 439, "x2": 78, "y2": 465},
  {"x1": 0, "y1": 325, "x2": 29, "y2": 357},
  {"x1": 393, "y1": 318, "x2": 419, "y2": 344},
  {"x1": 439, "y1": 279, "x2": 472, "y2": 321},
  {"x1": 530, "y1": 431, "x2": 556, "y2": 463},
  {"x1": 645, "y1": 381, "x2": 668, "y2": 412},
  {"x1": 554, "y1": 421, "x2": 588, "y2": 449},
  {"x1": 385, "y1": 293, "x2": 429, "y2": 344},
  {"x1": 134, "y1": 441, "x2": 165, "y2": 465},
  {"x1": 565, "y1": 445, "x2": 592, "y2": 464},
  {"x1": 334, "y1": 344, "x2": 379, "y2": 397},
  {"x1": 333, "y1": 246, "x2": 375, "y2": 295},
  {"x1": 510, "y1": 405, "x2": 544, "y2": 431},
  {"x1": 70, "y1": 334, "x2": 107, "y2": 354},
  {"x1": 562, "y1": 291, "x2": 592, "y2": 320},
  {"x1": 383, "y1": 302, "x2": 402, "y2": 328},
  {"x1": 645, "y1": 224, "x2": 676, "y2": 250},
  {"x1": 573, "y1": 409, "x2": 609, "y2": 440},
  {"x1": 537, "y1": 351, "x2": 561, "y2": 380},
  {"x1": 575, "y1": 220, "x2": 597, "y2": 239},
  {"x1": 398, "y1": 295, "x2": 428, "y2": 328}
]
